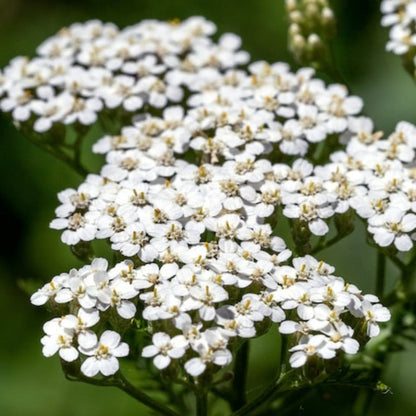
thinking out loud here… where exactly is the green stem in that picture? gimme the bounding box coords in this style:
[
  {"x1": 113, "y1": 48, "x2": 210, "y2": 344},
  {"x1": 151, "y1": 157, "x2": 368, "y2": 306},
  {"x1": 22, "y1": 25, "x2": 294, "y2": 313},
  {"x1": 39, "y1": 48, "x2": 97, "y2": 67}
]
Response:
[
  {"x1": 383, "y1": 250, "x2": 416, "y2": 305},
  {"x1": 63, "y1": 367, "x2": 180, "y2": 416},
  {"x1": 231, "y1": 341, "x2": 250, "y2": 410},
  {"x1": 277, "y1": 333, "x2": 289, "y2": 380},
  {"x1": 255, "y1": 389, "x2": 312, "y2": 416},
  {"x1": 73, "y1": 132, "x2": 86, "y2": 173},
  {"x1": 382, "y1": 289, "x2": 398, "y2": 307},
  {"x1": 402, "y1": 252, "x2": 416, "y2": 296},
  {"x1": 196, "y1": 390, "x2": 208, "y2": 416},
  {"x1": 23, "y1": 132, "x2": 89, "y2": 176},
  {"x1": 229, "y1": 372, "x2": 294, "y2": 416},
  {"x1": 376, "y1": 251, "x2": 386, "y2": 299},
  {"x1": 311, "y1": 231, "x2": 346, "y2": 254},
  {"x1": 314, "y1": 133, "x2": 340, "y2": 165},
  {"x1": 228, "y1": 371, "x2": 386, "y2": 416},
  {"x1": 383, "y1": 249, "x2": 405, "y2": 271},
  {"x1": 352, "y1": 388, "x2": 374, "y2": 416},
  {"x1": 324, "y1": 41, "x2": 348, "y2": 86},
  {"x1": 50, "y1": 146, "x2": 87, "y2": 175},
  {"x1": 116, "y1": 373, "x2": 181, "y2": 416}
]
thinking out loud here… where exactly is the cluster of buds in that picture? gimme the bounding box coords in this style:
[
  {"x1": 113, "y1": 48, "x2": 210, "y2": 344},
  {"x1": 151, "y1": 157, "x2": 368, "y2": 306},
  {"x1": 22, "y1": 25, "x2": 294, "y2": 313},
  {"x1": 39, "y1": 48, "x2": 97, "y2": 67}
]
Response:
[{"x1": 285, "y1": 0, "x2": 336, "y2": 67}]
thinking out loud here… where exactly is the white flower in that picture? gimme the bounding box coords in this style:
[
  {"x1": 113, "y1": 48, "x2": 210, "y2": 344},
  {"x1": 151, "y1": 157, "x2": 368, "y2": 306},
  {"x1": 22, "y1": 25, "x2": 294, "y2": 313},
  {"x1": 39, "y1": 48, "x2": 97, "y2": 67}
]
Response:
[
  {"x1": 256, "y1": 291, "x2": 286, "y2": 322},
  {"x1": 134, "y1": 263, "x2": 178, "y2": 290},
  {"x1": 148, "y1": 220, "x2": 201, "y2": 252},
  {"x1": 361, "y1": 301, "x2": 391, "y2": 337},
  {"x1": 54, "y1": 183, "x2": 99, "y2": 218},
  {"x1": 182, "y1": 281, "x2": 229, "y2": 321},
  {"x1": 309, "y1": 279, "x2": 352, "y2": 308},
  {"x1": 289, "y1": 334, "x2": 336, "y2": 368},
  {"x1": 95, "y1": 205, "x2": 138, "y2": 239},
  {"x1": 30, "y1": 272, "x2": 70, "y2": 305},
  {"x1": 62, "y1": 309, "x2": 100, "y2": 349},
  {"x1": 97, "y1": 279, "x2": 138, "y2": 319},
  {"x1": 185, "y1": 330, "x2": 232, "y2": 376},
  {"x1": 122, "y1": 55, "x2": 165, "y2": 78},
  {"x1": 111, "y1": 223, "x2": 157, "y2": 260},
  {"x1": 41, "y1": 318, "x2": 78, "y2": 362},
  {"x1": 214, "y1": 214, "x2": 242, "y2": 240},
  {"x1": 1, "y1": 86, "x2": 33, "y2": 121},
  {"x1": 31, "y1": 93, "x2": 74, "y2": 132},
  {"x1": 283, "y1": 201, "x2": 333, "y2": 236},
  {"x1": 324, "y1": 325, "x2": 359, "y2": 355},
  {"x1": 316, "y1": 88, "x2": 361, "y2": 133},
  {"x1": 227, "y1": 295, "x2": 265, "y2": 326},
  {"x1": 368, "y1": 207, "x2": 416, "y2": 251},
  {"x1": 142, "y1": 332, "x2": 188, "y2": 369},
  {"x1": 100, "y1": 75, "x2": 143, "y2": 111},
  {"x1": 80, "y1": 330, "x2": 129, "y2": 377},
  {"x1": 54, "y1": 272, "x2": 97, "y2": 309},
  {"x1": 297, "y1": 104, "x2": 327, "y2": 143},
  {"x1": 277, "y1": 119, "x2": 308, "y2": 156},
  {"x1": 386, "y1": 24, "x2": 416, "y2": 54},
  {"x1": 50, "y1": 211, "x2": 99, "y2": 245},
  {"x1": 64, "y1": 96, "x2": 103, "y2": 125}
]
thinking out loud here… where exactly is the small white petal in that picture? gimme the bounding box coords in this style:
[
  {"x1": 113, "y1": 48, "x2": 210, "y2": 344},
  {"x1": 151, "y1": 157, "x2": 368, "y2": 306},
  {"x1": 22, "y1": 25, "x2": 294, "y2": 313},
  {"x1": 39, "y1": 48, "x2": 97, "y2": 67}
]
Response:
[
  {"x1": 81, "y1": 357, "x2": 99, "y2": 377},
  {"x1": 394, "y1": 234, "x2": 413, "y2": 252},
  {"x1": 142, "y1": 345, "x2": 159, "y2": 358},
  {"x1": 290, "y1": 351, "x2": 307, "y2": 368},
  {"x1": 59, "y1": 347, "x2": 79, "y2": 362},
  {"x1": 154, "y1": 354, "x2": 171, "y2": 369},
  {"x1": 185, "y1": 358, "x2": 206, "y2": 376},
  {"x1": 100, "y1": 356, "x2": 119, "y2": 376}
]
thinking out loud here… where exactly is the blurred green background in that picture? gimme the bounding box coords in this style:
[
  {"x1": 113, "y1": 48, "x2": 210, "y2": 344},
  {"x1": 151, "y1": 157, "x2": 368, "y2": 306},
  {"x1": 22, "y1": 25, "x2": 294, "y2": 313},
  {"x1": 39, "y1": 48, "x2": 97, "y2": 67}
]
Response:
[{"x1": 1, "y1": 0, "x2": 416, "y2": 415}]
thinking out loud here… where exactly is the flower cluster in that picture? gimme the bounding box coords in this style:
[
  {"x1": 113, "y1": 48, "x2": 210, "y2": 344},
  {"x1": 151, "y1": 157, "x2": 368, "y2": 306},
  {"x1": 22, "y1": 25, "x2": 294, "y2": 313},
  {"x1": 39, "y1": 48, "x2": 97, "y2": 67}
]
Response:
[
  {"x1": 381, "y1": 0, "x2": 416, "y2": 56},
  {"x1": 14, "y1": 19, "x2": 394, "y2": 379},
  {"x1": 343, "y1": 119, "x2": 416, "y2": 251},
  {"x1": 49, "y1": 66, "x2": 416, "y2": 252},
  {"x1": 31, "y1": 251, "x2": 390, "y2": 376},
  {"x1": 0, "y1": 18, "x2": 248, "y2": 131}
]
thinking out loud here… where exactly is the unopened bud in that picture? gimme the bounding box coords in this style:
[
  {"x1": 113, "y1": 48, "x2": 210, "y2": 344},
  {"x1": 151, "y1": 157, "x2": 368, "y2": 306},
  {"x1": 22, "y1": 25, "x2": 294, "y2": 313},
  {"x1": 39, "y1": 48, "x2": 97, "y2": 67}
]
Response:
[
  {"x1": 307, "y1": 33, "x2": 324, "y2": 61},
  {"x1": 289, "y1": 10, "x2": 303, "y2": 24},
  {"x1": 403, "y1": 313, "x2": 415, "y2": 327},
  {"x1": 307, "y1": 33, "x2": 322, "y2": 48},
  {"x1": 293, "y1": 34, "x2": 306, "y2": 50},
  {"x1": 322, "y1": 6, "x2": 334, "y2": 22},
  {"x1": 305, "y1": 3, "x2": 320, "y2": 19},
  {"x1": 322, "y1": 7, "x2": 336, "y2": 35},
  {"x1": 285, "y1": 0, "x2": 298, "y2": 13},
  {"x1": 289, "y1": 23, "x2": 302, "y2": 37}
]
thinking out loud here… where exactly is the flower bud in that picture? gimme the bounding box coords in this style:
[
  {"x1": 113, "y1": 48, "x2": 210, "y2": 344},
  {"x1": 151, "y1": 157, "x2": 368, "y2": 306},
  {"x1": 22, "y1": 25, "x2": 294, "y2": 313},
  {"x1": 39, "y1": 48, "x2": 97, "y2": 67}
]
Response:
[
  {"x1": 285, "y1": 0, "x2": 298, "y2": 13},
  {"x1": 322, "y1": 7, "x2": 336, "y2": 35},
  {"x1": 305, "y1": 3, "x2": 320, "y2": 20},
  {"x1": 307, "y1": 33, "x2": 322, "y2": 48},
  {"x1": 292, "y1": 34, "x2": 307, "y2": 55},
  {"x1": 289, "y1": 23, "x2": 302, "y2": 37},
  {"x1": 289, "y1": 10, "x2": 303, "y2": 24},
  {"x1": 322, "y1": 6, "x2": 335, "y2": 23}
]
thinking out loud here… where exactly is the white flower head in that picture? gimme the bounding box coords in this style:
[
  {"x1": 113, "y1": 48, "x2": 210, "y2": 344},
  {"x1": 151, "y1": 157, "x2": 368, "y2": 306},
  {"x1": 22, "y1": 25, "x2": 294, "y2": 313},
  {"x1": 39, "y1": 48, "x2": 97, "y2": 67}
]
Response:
[{"x1": 80, "y1": 330, "x2": 129, "y2": 377}]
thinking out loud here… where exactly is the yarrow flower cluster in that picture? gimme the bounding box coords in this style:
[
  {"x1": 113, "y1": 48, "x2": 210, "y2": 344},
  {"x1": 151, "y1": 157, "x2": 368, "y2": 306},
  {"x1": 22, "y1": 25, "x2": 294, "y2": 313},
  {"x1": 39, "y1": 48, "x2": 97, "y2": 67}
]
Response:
[
  {"x1": 5, "y1": 18, "x2": 394, "y2": 379},
  {"x1": 31, "y1": 254, "x2": 390, "y2": 376},
  {"x1": 0, "y1": 17, "x2": 247, "y2": 131}
]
